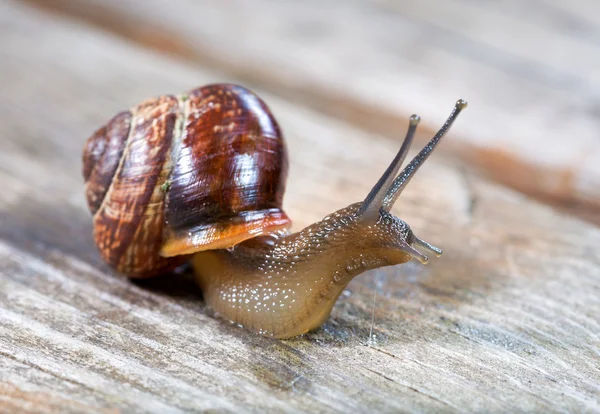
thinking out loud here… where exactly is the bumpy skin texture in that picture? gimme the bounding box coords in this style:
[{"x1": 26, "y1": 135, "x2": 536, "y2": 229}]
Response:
[
  {"x1": 82, "y1": 84, "x2": 290, "y2": 277},
  {"x1": 193, "y1": 203, "x2": 416, "y2": 338}
]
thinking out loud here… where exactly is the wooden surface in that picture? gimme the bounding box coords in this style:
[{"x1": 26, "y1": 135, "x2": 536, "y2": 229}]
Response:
[{"x1": 1, "y1": 1, "x2": 599, "y2": 413}]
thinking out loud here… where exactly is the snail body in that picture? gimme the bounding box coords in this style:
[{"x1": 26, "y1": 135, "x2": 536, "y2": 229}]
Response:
[
  {"x1": 194, "y1": 203, "x2": 416, "y2": 337},
  {"x1": 83, "y1": 83, "x2": 466, "y2": 338}
]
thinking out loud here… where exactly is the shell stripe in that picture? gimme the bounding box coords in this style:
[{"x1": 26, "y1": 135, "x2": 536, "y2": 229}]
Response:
[
  {"x1": 93, "y1": 96, "x2": 180, "y2": 276},
  {"x1": 117, "y1": 96, "x2": 189, "y2": 275}
]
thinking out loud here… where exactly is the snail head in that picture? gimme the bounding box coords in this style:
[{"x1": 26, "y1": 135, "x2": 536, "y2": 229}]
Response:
[{"x1": 350, "y1": 99, "x2": 468, "y2": 265}]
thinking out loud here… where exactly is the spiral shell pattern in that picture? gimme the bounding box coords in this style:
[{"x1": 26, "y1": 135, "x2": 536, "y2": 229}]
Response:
[{"x1": 83, "y1": 84, "x2": 290, "y2": 277}]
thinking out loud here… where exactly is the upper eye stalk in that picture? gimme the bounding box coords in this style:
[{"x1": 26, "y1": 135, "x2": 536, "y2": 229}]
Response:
[{"x1": 359, "y1": 99, "x2": 468, "y2": 221}]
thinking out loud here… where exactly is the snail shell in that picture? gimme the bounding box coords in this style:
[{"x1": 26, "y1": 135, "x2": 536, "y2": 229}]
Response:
[{"x1": 83, "y1": 84, "x2": 291, "y2": 277}]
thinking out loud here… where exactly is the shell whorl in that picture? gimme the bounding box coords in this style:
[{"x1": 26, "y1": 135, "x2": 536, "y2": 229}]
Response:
[
  {"x1": 83, "y1": 111, "x2": 131, "y2": 214},
  {"x1": 83, "y1": 84, "x2": 290, "y2": 277}
]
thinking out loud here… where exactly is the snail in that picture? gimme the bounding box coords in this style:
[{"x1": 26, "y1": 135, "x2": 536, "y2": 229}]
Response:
[{"x1": 83, "y1": 83, "x2": 466, "y2": 338}]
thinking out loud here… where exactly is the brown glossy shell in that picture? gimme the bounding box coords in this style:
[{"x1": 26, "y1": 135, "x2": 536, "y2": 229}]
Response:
[{"x1": 83, "y1": 84, "x2": 291, "y2": 277}]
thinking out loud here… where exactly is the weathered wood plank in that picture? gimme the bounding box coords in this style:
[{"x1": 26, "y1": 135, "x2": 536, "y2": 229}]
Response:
[
  {"x1": 1, "y1": 1, "x2": 599, "y2": 412},
  {"x1": 23, "y1": 0, "x2": 600, "y2": 223}
]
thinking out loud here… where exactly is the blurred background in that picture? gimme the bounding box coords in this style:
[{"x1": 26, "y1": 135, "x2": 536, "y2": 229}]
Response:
[
  {"x1": 11, "y1": 0, "x2": 599, "y2": 226},
  {"x1": 3, "y1": 0, "x2": 599, "y2": 225}
]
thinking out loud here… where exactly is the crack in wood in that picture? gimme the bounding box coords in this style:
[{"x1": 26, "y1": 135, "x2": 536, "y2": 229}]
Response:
[{"x1": 362, "y1": 365, "x2": 462, "y2": 412}]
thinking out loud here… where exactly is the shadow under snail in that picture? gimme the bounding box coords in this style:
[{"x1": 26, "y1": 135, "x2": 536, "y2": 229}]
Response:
[{"x1": 83, "y1": 83, "x2": 467, "y2": 338}]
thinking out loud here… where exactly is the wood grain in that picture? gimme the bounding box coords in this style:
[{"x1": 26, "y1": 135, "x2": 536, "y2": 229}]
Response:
[
  {"x1": 1, "y1": 1, "x2": 599, "y2": 412},
  {"x1": 22, "y1": 0, "x2": 600, "y2": 224}
]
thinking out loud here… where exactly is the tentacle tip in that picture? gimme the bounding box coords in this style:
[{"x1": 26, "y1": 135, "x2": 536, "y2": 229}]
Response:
[
  {"x1": 411, "y1": 237, "x2": 443, "y2": 260},
  {"x1": 409, "y1": 114, "x2": 421, "y2": 126},
  {"x1": 415, "y1": 254, "x2": 429, "y2": 265},
  {"x1": 428, "y1": 244, "x2": 443, "y2": 257},
  {"x1": 456, "y1": 99, "x2": 468, "y2": 110}
]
